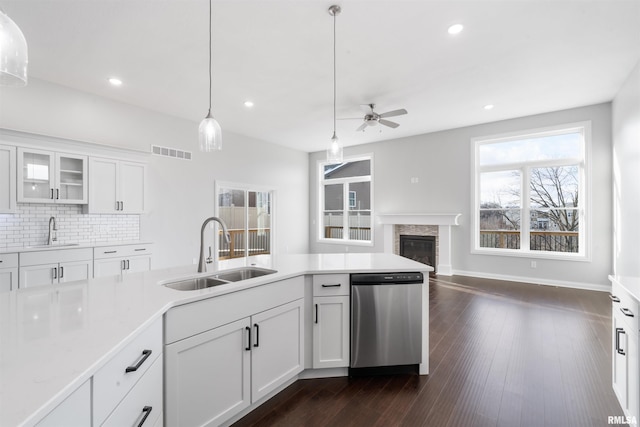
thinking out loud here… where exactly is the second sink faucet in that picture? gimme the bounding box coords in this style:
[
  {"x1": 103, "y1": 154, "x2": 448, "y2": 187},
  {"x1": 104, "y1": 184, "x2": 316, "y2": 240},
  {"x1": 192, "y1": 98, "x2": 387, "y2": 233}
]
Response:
[
  {"x1": 47, "y1": 216, "x2": 57, "y2": 245},
  {"x1": 198, "y1": 217, "x2": 231, "y2": 273}
]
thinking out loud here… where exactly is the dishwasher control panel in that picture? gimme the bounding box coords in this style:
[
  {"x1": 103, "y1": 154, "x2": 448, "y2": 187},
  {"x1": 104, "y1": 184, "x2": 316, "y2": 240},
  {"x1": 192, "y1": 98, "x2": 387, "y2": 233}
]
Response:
[{"x1": 350, "y1": 272, "x2": 423, "y2": 285}]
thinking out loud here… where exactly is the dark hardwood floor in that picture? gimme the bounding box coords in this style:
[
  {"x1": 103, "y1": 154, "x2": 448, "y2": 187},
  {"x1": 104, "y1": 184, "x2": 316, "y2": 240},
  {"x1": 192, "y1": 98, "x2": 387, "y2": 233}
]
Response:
[{"x1": 234, "y1": 275, "x2": 624, "y2": 427}]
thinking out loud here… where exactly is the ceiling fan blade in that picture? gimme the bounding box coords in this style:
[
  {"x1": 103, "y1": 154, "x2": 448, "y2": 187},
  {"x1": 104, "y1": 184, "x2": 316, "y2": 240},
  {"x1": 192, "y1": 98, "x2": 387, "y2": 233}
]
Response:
[
  {"x1": 359, "y1": 104, "x2": 375, "y2": 114},
  {"x1": 379, "y1": 108, "x2": 407, "y2": 118},
  {"x1": 379, "y1": 119, "x2": 400, "y2": 128},
  {"x1": 356, "y1": 122, "x2": 368, "y2": 132}
]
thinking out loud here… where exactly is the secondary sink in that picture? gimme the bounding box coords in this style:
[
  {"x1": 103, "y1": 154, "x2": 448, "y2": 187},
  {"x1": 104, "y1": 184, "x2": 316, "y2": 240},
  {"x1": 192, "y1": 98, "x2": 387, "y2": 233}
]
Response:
[{"x1": 163, "y1": 267, "x2": 277, "y2": 291}]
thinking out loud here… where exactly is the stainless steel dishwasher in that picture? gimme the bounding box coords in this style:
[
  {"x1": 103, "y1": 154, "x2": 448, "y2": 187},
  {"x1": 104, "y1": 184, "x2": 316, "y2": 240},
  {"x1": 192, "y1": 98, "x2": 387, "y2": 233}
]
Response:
[{"x1": 350, "y1": 272, "x2": 423, "y2": 369}]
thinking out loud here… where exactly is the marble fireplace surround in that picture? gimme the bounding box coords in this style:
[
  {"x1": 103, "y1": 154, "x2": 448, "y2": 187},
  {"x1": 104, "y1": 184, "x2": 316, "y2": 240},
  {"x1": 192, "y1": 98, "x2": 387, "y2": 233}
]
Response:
[{"x1": 379, "y1": 213, "x2": 461, "y2": 276}]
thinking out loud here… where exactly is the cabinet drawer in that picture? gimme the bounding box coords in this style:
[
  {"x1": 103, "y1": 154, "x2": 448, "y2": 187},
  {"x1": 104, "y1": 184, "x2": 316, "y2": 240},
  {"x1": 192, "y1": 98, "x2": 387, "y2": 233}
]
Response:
[
  {"x1": 313, "y1": 274, "x2": 350, "y2": 296},
  {"x1": 93, "y1": 317, "x2": 162, "y2": 426},
  {"x1": 20, "y1": 248, "x2": 93, "y2": 266},
  {"x1": 102, "y1": 356, "x2": 163, "y2": 427},
  {"x1": 612, "y1": 281, "x2": 639, "y2": 332},
  {"x1": 94, "y1": 244, "x2": 153, "y2": 259},
  {"x1": 0, "y1": 253, "x2": 18, "y2": 268}
]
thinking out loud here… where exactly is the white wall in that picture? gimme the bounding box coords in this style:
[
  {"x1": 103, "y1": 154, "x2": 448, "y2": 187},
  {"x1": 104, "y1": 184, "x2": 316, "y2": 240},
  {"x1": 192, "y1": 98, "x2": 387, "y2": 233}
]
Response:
[
  {"x1": 612, "y1": 61, "x2": 640, "y2": 277},
  {"x1": 309, "y1": 103, "x2": 613, "y2": 290},
  {"x1": 0, "y1": 78, "x2": 309, "y2": 268}
]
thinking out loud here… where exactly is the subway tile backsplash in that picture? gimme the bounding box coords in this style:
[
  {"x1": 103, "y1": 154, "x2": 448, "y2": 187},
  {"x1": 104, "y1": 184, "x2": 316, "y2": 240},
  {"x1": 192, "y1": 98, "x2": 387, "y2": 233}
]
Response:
[{"x1": 0, "y1": 204, "x2": 139, "y2": 250}]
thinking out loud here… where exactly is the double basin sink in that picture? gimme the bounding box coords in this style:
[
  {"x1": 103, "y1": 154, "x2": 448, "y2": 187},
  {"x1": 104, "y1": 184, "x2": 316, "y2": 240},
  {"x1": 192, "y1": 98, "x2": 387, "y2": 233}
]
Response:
[{"x1": 164, "y1": 267, "x2": 277, "y2": 291}]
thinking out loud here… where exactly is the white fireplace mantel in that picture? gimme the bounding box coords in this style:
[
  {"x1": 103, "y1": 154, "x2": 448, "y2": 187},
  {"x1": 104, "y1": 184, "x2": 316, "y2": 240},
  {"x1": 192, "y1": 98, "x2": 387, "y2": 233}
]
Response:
[{"x1": 378, "y1": 213, "x2": 462, "y2": 276}]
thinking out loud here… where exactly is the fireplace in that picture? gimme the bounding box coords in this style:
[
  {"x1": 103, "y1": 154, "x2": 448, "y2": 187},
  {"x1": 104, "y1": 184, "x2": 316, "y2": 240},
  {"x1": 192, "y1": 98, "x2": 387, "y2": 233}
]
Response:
[{"x1": 399, "y1": 235, "x2": 436, "y2": 275}]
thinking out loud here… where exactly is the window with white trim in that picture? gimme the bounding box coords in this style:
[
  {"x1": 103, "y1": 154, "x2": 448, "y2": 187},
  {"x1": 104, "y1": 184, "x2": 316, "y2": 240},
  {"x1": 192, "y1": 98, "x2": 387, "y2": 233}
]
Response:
[
  {"x1": 320, "y1": 156, "x2": 373, "y2": 244},
  {"x1": 472, "y1": 122, "x2": 589, "y2": 258}
]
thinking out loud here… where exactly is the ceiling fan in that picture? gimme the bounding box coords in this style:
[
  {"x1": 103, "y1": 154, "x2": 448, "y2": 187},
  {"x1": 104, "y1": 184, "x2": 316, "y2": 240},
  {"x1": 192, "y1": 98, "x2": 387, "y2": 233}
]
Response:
[{"x1": 341, "y1": 104, "x2": 408, "y2": 132}]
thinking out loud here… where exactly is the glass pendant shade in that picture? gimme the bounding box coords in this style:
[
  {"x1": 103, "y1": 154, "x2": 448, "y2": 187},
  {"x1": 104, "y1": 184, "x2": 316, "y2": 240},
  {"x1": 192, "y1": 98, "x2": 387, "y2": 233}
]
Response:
[
  {"x1": 326, "y1": 132, "x2": 343, "y2": 163},
  {"x1": 0, "y1": 8, "x2": 28, "y2": 86},
  {"x1": 198, "y1": 111, "x2": 222, "y2": 152}
]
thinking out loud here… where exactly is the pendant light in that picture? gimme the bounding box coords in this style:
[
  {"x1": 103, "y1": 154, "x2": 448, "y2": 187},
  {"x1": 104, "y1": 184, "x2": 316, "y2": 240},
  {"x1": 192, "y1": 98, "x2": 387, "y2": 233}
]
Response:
[
  {"x1": 326, "y1": 5, "x2": 343, "y2": 163},
  {"x1": 198, "y1": 0, "x2": 222, "y2": 152},
  {"x1": 0, "y1": 6, "x2": 28, "y2": 86}
]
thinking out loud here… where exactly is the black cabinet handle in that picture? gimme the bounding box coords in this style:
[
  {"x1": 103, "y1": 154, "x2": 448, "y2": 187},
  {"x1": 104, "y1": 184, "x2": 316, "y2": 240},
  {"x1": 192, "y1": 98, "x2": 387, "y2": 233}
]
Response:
[
  {"x1": 127, "y1": 259, "x2": 130, "y2": 270},
  {"x1": 254, "y1": 323, "x2": 260, "y2": 347},
  {"x1": 616, "y1": 328, "x2": 626, "y2": 356},
  {"x1": 245, "y1": 326, "x2": 251, "y2": 351},
  {"x1": 104, "y1": 250, "x2": 117, "y2": 254},
  {"x1": 50, "y1": 188, "x2": 54, "y2": 199},
  {"x1": 60, "y1": 266, "x2": 64, "y2": 279},
  {"x1": 115, "y1": 201, "x2": 119, "y2": 211},
  {"x1": 321, "y1": 283, "x2": 341, "y2": 288},
  {"x1": 609, "y1": 294, "x2": 620, "y2": 303},
  {"x1": 52, "y1": 267, "x2": 57, "y2": 280},
  {"x1": 134, "y1": 248, "x2": 146, "y2": 252},
  {"x1": 315, "y1": 304, "x2": 318, "y2": 324},
  {"x1": 121, "y1": 260, "x2": 126, "y2": 270},
  {"x1": 621, "y1": 307, "x2": 635, "y2": 317},
  {"x1": 137, "y1": 406, "x2": 152, "y2": 427},
  {"x1": 121, "y1": 201, "x2": 124, "y2": 211},
  {"x1": 56, "y1": 188, "x2": 59, "y2": 200},
  {"x1": 125, "y1": 349, "x2": 152, "y2": 373}
]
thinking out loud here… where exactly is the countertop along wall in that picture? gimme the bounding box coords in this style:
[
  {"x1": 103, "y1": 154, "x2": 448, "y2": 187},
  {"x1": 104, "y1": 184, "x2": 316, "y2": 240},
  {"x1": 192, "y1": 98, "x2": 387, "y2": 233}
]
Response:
[
  {"x1": 309, "y1": 103, "x2": 613, "y2": 290},
  {"x1": 0, "y1": 78, "x2": 310, "y2": 267}
]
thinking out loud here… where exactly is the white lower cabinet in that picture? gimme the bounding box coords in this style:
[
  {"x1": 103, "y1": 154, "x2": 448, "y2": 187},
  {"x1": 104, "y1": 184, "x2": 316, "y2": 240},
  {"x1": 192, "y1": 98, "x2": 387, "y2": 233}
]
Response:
[
  {"x1": 19, "y1": 249, "x2": 93, "y2": 288},
  {"x1": 0, "y1": 253, "x2": 18, "y2": 292},
  {"x1": 93, "y1": 244, "x2": 153, "y2": 278},
  {"x1": 312, "y1": 274, "x2": 350, "y2": 369},
  {"x1": 35, "y1": 379, "x2": 91, "y2": 427},
  {"x1": 164, "y1": 277, "x2": 305, "y2": 427}
]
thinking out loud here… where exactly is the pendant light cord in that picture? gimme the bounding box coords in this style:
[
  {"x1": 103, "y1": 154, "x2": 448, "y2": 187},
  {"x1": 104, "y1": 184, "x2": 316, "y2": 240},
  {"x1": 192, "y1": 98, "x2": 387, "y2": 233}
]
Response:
[
  {"x1": 208, "y1": 0, "x2": 212, "y2": 114},
  {"x1": 332, "y1": 10, "x2": 337, "y2": 135}
]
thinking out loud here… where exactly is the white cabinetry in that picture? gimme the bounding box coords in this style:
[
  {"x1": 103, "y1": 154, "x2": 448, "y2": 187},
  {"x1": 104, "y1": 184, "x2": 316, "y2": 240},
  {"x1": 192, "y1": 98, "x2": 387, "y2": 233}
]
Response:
[
  {"x1": 17, "y1": 148, "x2": 87, "y2": 204},
  {"x1": 88, "y1": 157, "x2": 146, "y2": 214},
  {"x1": 611, "y1": 280, "x2": 639, "y2": 422},
  {"x1": 0, "y1": 253, "x2": 18, "y2": 292},
  {"x1": 0, "y1": 144, "x2": 16, "y2": 212},
  {"x1": 165, "y1": 277, "x2": 304, "y2": 427},
  {"x1": 19, "y1": 248, "x2": 93, "y2": 288},
  {"x1": 94, "y1": 244, "x2": 153, "y2": 278},
  {"x1": 312, "y1": 274, "x2": 350, "y2": 369},
  {"x1": 35, "y1": 379, "x2": 91, "y2": 427}
]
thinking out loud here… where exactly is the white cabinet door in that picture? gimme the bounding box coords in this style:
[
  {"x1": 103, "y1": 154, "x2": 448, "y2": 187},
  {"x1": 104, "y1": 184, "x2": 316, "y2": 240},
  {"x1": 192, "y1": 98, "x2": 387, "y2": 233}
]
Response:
[
  {"x1": 127, "y1": 255, "x2": 152, "y2": 273},
  {"x1": 55, "y1": 153, "x2": 88, "y2": 204},
  {"x1": 59, "y1": 260, "x2": 92, "y2": 284},
  {"x1": 94, "y1": 258, "x2": 124, "y2": 278},
  {"x1": 629, "y1": 331, "x2": 639, "y2": 421},
  {"x1": 251, "y1": 299, "x2": 304, "y2": 402},
  {"x1": 88, "y1": 157, "x2": 119, "y2": 213},
  {"x1": 18, "y1": 148, "x2": 55, "y2": 203},
  {"x1": 35, "y1": 379, "x2": 91, "y2": 427},
  {"x1": 120, "y1": 161, "x2": 146, "y2": 213},
  {"x1": 313, "y1": 296, "x2": 349, "y2": 368},
  {"x1": 0, "y1": 145, "x2": 16, "y2": 213},
  {"x1": 165, "y1": 317, "x2": 251, "y2": 427},
  {"x1": 0, "y1": 268, "x2": 18, "y2": 292},
  {"x1": 20, "y1": 263, "x2": 58, "y2": 288}
]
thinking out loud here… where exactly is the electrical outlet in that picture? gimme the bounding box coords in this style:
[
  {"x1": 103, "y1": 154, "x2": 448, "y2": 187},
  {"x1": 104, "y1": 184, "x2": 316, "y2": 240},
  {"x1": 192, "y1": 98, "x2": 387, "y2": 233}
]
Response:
[{"x1": 530, "y1": 261, "x2": 537, "y2": 269}]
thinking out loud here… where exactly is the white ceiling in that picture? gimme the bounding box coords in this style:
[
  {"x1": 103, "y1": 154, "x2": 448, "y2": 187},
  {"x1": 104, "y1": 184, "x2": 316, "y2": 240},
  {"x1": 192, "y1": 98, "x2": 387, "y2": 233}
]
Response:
[{"x1": 3, "y1": 0, "x2": 640, "y2": 152}]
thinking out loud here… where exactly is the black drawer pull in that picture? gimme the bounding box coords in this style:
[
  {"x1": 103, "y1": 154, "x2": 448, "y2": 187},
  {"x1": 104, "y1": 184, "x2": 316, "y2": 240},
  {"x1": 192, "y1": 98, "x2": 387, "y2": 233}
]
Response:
[
  {"x1": 104, "y1": 250, "x2": 117, "y2": 254},
  {"x1": 620, "y1": 307, "x2": 635, "y2": 318},
  {"x1": 321, "y1": 283, "x2": 341, "y2": 288},
  {"x1": 138, "y1": 406, "x2": 152, "y2": 427},
  {"x1": 609, "y1": 294, "x2": 620, "y2": 303},
  {"x1": 125, "y1": 349, "x2": 152, "y2": 373},
  {"x1": 134, "y1": 248, "x2": 147, "y2": 251}
]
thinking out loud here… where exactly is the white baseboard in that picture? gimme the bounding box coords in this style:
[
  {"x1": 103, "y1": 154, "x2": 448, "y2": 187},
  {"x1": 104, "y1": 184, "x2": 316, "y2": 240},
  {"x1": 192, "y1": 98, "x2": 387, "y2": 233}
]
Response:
[{"x1": 451, "y1": 269, "x2": 611, "y2": 292}]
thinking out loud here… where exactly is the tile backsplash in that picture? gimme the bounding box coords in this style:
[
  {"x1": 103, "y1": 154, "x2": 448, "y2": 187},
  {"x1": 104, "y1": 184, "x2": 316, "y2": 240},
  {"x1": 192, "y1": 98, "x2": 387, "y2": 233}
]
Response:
[{"x1": 0, "y1": 204, "x2": 139, "y2": 250}]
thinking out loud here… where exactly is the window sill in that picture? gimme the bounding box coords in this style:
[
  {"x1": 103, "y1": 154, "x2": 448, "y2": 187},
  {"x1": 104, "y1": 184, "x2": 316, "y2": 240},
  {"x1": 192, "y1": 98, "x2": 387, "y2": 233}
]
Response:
[
  {"x1": 318, "y1": 238, "x2": 374, "y2": 247},
  {"x1": 471, "y1": 247, "x2": 589, "y2": 262}
]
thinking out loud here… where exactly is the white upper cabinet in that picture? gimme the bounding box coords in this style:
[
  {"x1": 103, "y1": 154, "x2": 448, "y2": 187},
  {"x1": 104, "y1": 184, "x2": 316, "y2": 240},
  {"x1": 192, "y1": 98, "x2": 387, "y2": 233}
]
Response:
[
  {"x1": 88, "y1": 158, "x2": 146, "y2": 214},
  {"x1": 17, "y1": 148, "x2": 88, "y2": 204},
  {"x1": 0, "y1": 145, "x2": 16, "y2": 213}
]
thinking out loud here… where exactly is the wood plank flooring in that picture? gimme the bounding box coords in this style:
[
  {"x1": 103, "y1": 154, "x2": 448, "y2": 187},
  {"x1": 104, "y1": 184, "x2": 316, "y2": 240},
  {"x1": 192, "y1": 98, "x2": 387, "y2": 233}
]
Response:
[{"x1": 234, "y1": 275, "x2": 625, "y2": 427}]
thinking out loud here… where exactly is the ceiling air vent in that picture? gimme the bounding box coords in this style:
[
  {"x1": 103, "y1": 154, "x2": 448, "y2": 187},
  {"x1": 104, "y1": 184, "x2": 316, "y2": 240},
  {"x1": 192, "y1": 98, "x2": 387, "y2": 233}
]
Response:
[{"x1": 151, "y1": 145, "x2": 192, "y2": 160}]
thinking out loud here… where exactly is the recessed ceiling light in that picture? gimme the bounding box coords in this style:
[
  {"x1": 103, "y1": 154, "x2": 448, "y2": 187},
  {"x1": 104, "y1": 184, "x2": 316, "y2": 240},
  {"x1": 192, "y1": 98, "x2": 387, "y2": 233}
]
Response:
[
  {"x1": 448, "y1": 24, "x2": 464, "y2": 35},
  {"x1": 483, "y1": 104, "x2": 494, "y2": 110},
  {"x1": 244, "y1": 101, "x2": 254, "y2": 108},
  {"x1": 108, "y1": 77, "x2": 123, "y2": 86}
]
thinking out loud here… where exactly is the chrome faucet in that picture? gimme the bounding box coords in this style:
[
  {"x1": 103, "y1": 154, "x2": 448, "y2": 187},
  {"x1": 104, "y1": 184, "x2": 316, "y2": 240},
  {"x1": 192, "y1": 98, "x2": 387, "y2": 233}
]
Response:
[
  {"x1": 198, "y1": 217, "x2": 231, "y2": 273},
  {"x1": 47, "y1": 216, "x2": 57, "y2": 245}
]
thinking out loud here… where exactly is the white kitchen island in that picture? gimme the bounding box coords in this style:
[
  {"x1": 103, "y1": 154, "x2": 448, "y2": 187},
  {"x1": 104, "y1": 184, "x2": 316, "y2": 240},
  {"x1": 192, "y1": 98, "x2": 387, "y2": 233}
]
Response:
[{"x1": 0, "y1": 253, "x2": 431, "y2": 426}]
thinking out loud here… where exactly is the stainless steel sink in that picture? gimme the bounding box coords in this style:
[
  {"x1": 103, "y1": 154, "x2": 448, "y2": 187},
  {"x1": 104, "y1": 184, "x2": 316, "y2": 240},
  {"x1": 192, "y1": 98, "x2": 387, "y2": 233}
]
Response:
[
  {"x1": 163, "y1": 267, "x2": 277, "y2": 291},
  {"x1": 211, "y1": 267, "x2": 277, "y2": 282},
  {"x1": 164, "y1": 276, "x2": 230, "y2": 291},
  {"x1": 25, "y1": 243, "x2": 80, "y2": 249}
]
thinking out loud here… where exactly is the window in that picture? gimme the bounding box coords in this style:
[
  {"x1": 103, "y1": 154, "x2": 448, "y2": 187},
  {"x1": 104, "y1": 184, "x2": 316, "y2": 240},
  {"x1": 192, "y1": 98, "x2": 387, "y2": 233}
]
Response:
[
  {"x1": 472, "y1": 122, "x2": 589, "y2": 258},
  {"x1": 216, "y1": 182, "x2": 273, "y2": 260},
  {"x1": 320, "y1": 156, "x2": 373, "y2": 244}
]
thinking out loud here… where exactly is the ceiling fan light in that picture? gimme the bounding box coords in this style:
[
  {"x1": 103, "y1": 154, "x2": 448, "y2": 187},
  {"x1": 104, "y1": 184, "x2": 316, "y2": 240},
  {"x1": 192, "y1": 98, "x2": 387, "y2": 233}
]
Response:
[
  {"x1": 327, "y1": 132, "x2": 343, "y2": 164},
  {"x1": 198, "y1": 111, "x2": 222, "y2": 152},
  {"x1": 0, "y1": 8, "x2": 28, "y2": 87}
]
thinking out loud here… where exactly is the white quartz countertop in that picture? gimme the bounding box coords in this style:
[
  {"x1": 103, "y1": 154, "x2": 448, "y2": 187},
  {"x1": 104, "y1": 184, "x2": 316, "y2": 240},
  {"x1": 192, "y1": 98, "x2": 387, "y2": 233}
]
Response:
[
  {"x1": 609, "y1": 275, "x2": 640, "y2": 302},
  {"x1": 0, "y1": 253, "x2": 431, "y2": 426},
  {"x1": 0, "y1": 240, "x2": 153, "y2": 254}
]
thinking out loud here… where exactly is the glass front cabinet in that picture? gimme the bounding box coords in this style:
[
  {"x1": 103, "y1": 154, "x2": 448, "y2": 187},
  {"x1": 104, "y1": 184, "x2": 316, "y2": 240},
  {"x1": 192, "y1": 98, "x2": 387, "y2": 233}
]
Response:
[{"x1": 17, "y1": 148, "x2": 88, "y2": 204}]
